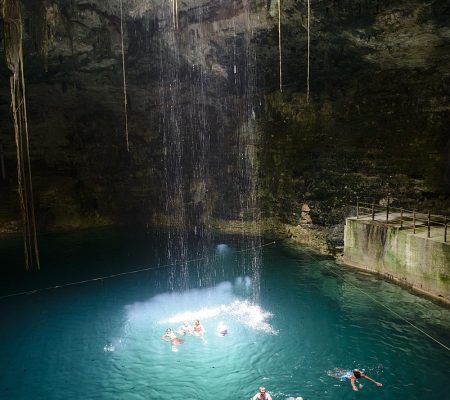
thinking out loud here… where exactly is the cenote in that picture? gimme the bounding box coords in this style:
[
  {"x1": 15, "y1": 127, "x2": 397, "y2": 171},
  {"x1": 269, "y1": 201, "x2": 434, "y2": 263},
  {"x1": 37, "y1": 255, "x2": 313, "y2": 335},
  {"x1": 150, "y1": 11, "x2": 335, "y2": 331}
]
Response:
[
  {"x1": 1, "y1": 228, "x2": 450, "y2": 400},
  {"x1": 1, "y1": 1, "x2": 450, "y2": 399}
]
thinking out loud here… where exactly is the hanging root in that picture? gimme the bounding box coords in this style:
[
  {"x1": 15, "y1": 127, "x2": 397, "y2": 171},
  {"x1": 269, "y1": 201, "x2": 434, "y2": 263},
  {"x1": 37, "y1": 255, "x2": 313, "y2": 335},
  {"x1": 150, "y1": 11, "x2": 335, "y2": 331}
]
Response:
[
  {"x1": 307, "y1": 0, "x2": 310, "y2": 104},
  {"x1": 173, "y1": 0, "x2": 179, "y2": 30},
  {"x1": 119, "y1": 0, "x2": 130, "y2": 152},
  {"x1": 278, "y1": 0, "x2": 282, "y2": 92},
  {"x1": 3, "y1": 0, "x2": 41, "y2": 270}
]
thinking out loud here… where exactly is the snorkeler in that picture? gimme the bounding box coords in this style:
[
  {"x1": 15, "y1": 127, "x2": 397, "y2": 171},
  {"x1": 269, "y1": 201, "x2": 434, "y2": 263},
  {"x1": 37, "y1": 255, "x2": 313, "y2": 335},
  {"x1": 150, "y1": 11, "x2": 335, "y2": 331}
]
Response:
[{"x1": 331, "y1": 368, "x2": 382, "y2": 391}]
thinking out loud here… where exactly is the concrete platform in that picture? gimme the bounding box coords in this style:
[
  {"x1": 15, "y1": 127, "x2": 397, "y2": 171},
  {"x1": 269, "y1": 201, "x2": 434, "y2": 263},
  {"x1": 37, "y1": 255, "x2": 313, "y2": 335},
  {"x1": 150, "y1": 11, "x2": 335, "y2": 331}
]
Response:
[{"x1": 344, "y1": 217, "x2": 450, "y2": 304}]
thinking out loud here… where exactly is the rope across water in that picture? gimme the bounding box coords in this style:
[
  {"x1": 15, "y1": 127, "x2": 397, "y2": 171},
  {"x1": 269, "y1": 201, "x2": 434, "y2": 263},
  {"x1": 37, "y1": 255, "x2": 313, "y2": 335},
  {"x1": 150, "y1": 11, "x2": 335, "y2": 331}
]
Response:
[
  {"x1": 295, "y1": 242, "x2": 450, "y2": 352},
  {"x1": 0, "y1": 240, "x2": 277, "y2": 301},
  {"x1": 1, "y1": 235, "x2": 448, "y2": 352}
]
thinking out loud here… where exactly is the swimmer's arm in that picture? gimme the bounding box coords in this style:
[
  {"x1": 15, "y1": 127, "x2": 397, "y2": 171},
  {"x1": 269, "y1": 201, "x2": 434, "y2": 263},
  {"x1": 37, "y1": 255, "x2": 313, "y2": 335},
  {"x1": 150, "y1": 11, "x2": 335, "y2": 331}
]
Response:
[
  {"x1": 161, "y1": 335, "x2": 171, "y2": 341},
  {"x1": 350, "y1": 376, "x2": 358, "y2": 391},
  {"x1": 362, "y1": 374, "x2": 383, "y2": 386}
]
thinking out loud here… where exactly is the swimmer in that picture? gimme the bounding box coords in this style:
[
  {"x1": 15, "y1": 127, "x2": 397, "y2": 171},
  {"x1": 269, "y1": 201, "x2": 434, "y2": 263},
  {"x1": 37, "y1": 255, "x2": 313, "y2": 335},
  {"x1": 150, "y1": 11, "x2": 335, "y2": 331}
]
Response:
[
  {"x1": 252, "y1": 387, "x2": 272, "y2": 400},
  {"x1": 217, "y1": 321, "x2": 228, "y2": 336},
  {"x1": 193, "y1": 319, "x2": 205, "y2": 336},
  {"x1": 177, "y1": 321, "x2": 193, "y2": 336},
  {"x1": 161, "y1": 328, "x2": 184, "y2": 346},
  {"x1": 330, "y1": 368, "x2": 382, "y2": 391}
]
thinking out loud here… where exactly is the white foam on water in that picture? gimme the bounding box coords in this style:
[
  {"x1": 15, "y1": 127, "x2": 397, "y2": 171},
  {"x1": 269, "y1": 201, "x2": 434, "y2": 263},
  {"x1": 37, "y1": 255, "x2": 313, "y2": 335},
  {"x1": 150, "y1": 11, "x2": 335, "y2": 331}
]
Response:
[{"x1": 124, "y1": 279, "x2": 277, "y2": 335}]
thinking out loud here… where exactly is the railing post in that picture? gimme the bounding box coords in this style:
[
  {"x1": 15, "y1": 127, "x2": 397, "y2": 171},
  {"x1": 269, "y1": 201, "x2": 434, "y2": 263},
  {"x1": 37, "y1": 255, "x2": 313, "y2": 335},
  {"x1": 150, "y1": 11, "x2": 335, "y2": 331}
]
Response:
[
  {"x1": 356, "y1": 196, "x2": 359, "y2": 219},
  {"x1": 386, "y1": 195, "x2": 390, "y2": 223},
  {"x1": 413, "y1": 210, "x2": 416, "y2": 234},
  {"x1": 445, "y1": 217, "x2": 448, "y2": 243},
  {"x1": 427, "y1": 211, "x2": 431, "y2": 238},
  {"x1": 371, "y1": 199, "x2": 375, "y2": 221},
  {"x1": 400, "y1": 208, "x2": 403, "y2": 229}
]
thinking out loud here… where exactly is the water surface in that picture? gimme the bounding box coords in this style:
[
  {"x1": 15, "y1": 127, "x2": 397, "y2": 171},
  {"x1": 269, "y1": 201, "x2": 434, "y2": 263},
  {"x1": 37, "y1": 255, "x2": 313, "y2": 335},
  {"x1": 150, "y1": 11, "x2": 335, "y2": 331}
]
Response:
[{"x1": 1, "y1": 229, "x2": 449, "y2": 399}]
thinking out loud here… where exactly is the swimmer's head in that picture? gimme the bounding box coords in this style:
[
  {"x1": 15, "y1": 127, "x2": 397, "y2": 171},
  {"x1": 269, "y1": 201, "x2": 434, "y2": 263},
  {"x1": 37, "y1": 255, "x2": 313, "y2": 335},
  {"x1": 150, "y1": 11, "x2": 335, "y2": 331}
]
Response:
[
  {"x1": 353, "y1": 369, "x2": 362, "y2": 379},
  {"x1": 166, "y1": 328, "x2": 172, "y2": 333},
  {"x1": 195, "y1": 319, "x2": 200, "y2": 325},
  {"x1": 259, "y1": 387, "x2": 266, "y2": 394}
]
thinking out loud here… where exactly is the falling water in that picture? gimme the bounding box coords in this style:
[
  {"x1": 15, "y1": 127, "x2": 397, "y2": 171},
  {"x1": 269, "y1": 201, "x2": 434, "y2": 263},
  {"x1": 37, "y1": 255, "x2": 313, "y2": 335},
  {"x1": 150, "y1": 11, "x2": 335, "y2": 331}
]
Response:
[
  {"x1": 184, "y1": 4, "x2": 214, "y2": 288},
  {"x1": 234, "y1": 0, "x2": 262, "y2": 302},
  {"x1": 154, "y1": 1, "x2": 218, "y2": 291},
  {"x1": 152, "y1": 0, "x2": 262, "y2": 299}
]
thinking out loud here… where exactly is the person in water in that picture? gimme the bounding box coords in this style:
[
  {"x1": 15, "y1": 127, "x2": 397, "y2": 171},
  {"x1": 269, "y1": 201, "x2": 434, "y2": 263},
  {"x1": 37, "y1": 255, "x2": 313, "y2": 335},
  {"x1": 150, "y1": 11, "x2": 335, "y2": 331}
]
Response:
[
  {"x1": 177, "y1": 321, "x2": 192, "y2": 336},
  {"x1": 217, "y1": 321, "x2": 228, "y2": 336},
  {"x1": 193, "y1": 319, "x2": 205, "y2": 336},
  {"x1": 335, "y1": 368, "x2": 383, "y2": 391},
  {"x1": 252, "y1": 386, "x2": 272, "y2": 400},
  {"x1": 161, "y1": 328, "x2": 184, "y2": 346}
]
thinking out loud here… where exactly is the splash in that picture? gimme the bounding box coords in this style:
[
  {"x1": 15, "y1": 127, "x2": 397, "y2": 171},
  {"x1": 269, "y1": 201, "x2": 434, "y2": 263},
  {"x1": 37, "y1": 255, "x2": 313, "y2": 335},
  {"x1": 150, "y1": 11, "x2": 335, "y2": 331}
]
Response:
[{"x1": 159, "y1": 299, "x2": 278, "y2": 335}]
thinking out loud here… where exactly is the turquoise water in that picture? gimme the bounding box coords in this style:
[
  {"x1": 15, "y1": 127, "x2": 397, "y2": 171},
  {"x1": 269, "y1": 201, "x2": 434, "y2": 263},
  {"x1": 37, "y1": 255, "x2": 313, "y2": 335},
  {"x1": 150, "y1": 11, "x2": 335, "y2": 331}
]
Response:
[{"x1": 1, "y1": 229, "x2": 450, "y2": 400}]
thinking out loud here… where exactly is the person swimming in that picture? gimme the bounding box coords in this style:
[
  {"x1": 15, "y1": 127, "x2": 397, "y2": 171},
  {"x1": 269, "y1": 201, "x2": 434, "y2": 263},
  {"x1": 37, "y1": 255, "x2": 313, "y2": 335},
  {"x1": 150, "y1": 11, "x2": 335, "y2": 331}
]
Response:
[
  {"x1": 177, "y1": 321, "x2": 192, "y2": 336},
  {"x1": 330, "y1": 368, "x2": 383, "y2": 391},
  {"x1": 161, "y1": 328, "x2": 184, "y2": 346},
  {"x1": 252, "y1": 386, "x2": 272, "y2": 400},
  {"x1": 193, "y1": 319, "x2": 205, "y2": 336},
  {"x1": 217, "y1": 321, "x2": 228, "y2": 336}
]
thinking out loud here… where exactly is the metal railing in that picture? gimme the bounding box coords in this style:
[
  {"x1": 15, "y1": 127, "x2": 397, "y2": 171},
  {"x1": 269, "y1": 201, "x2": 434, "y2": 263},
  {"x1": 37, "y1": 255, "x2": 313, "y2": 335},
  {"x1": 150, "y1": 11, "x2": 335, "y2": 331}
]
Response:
[{"x1": 356, "y1": 196, "x2": 448, "y2": 243}]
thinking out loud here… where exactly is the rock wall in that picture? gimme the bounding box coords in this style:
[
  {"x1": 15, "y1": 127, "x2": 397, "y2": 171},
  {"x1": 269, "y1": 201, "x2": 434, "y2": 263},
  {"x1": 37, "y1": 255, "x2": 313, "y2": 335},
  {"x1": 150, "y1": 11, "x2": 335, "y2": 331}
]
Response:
[{"x1": 0, "y1": 0, "x2": 448, "y2": 240}]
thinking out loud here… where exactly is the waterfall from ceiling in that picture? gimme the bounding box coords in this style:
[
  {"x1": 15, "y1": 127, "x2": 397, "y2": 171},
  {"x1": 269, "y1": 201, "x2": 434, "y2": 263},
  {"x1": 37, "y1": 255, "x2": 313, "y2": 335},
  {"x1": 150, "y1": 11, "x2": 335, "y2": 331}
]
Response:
[{"x1": 152, "y1": 0, "x2": 262, "y2": 298}]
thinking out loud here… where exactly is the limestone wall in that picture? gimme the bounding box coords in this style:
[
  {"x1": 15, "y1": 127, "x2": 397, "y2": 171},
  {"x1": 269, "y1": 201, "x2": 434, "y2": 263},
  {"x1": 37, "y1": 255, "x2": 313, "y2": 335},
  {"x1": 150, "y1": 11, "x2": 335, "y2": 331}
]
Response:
[{"x1": 344, "y1": 218, "x2": 450, "y2": 303}]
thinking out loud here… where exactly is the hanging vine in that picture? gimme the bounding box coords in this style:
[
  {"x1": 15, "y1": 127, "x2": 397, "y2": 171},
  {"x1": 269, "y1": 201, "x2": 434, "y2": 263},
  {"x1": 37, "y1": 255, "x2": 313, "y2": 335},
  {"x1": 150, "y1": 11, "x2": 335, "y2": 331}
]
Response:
[
  {"x1": 2, "y1": 0, "x2": 41, "y2": 270},
  {"x1": 119, "y1": 0, "x2": 129, "y2": 152},
  {"x1": 307, "y1": 0, "x2": 310, "y2": 103},
  {"x1": 278, "y1": 0, "x2": 282, "y2": 92},
  {"x1": 173, "y1": 0, "x2": 179, "y2": 30}
]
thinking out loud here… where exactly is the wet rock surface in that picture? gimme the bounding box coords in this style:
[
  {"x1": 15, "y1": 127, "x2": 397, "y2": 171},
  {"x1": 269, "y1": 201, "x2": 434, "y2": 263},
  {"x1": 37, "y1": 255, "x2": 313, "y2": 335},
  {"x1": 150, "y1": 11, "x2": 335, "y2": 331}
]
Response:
[{"x1": 0, "y1": 0, "x2": 449, "y2": 252}]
